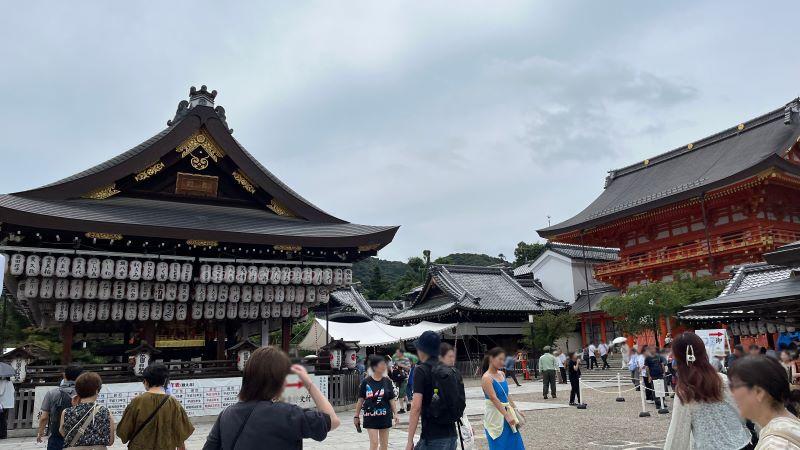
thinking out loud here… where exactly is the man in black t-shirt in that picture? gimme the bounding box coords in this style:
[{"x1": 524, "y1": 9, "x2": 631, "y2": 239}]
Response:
[{"x1": 405, "y1": 331, "x2": 459, "y2": 450}]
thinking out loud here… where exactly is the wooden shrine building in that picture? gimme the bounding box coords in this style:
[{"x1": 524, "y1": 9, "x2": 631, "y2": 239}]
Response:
[{"x1": 0, "y1": 85, "x2": 398, "y2": 365}]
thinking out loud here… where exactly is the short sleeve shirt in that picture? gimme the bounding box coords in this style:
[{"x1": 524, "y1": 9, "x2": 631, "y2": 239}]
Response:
[
  {"x1": 41, "y1": 383, "x2": 76, "y2": 412},
  {"x1": 412, "y1": 358, "x2": 457, "y2": 441},
  {"x1": 359, "y1": 376, "x2": 395, "y2": 429}
]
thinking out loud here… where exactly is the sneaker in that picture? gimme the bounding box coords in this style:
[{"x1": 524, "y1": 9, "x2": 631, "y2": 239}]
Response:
[
  {"x1": 569, "y1": 402, "x2": 576, "y2": 406},
  {"x1": 646, "y1": 400, "x2": 654, "y2": 404},
  {"x1": 543, "y1": 396, "x2": 548, "y2": 400}
]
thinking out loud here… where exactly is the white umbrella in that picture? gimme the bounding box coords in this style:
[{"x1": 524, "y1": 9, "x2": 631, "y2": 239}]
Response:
[{"x1": 612, "y1": 336, "x2": 627, "y2": 345}]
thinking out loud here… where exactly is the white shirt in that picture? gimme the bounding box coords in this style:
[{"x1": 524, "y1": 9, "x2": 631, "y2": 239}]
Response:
[
  {"x1": 637, "y1": 354, "x2": 647, "y2": 376},
  {"x1": 599, "y1": 344, "x2": 608, "y2": 356},
  {"x1": 0, "y1": 379, "x2": 14, "y2": 410},
  {"x1": 588, "y1": 344, "x2": 597, "y2": 355},
  {"x1": 557, "y1": 354, "x2": 566, "y2": 368}
]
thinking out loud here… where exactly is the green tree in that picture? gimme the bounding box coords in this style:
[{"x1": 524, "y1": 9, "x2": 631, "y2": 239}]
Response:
[
  {"x1": 522, "y1": 311, "x2": 578, "y2": 351},
  {"x1": 365, "y1": 266, "x2": 390, "y2": 299},
  {"x1": 513, "y1": 241, "x2": 546, "y2": 267}
]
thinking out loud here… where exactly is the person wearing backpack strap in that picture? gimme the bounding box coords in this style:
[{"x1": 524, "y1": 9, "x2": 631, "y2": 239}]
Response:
[
  {"x1": 406, "y1": 331, "x2": 465, "y2": 450},
  {"x1": 37, "y1": 364, "x2": 83, "y2": 450},
  {"x1": 730, "y1": 355, "x2": 800, "y2": 449}
]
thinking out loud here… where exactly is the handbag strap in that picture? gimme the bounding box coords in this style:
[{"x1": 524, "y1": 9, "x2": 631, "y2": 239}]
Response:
[
  {"x1": 65, "y1": 403, "x2": 100, "y2": 448},
  {"x1": 128, "y1": 394, "x2": 170, "y2": 444},
  {"x1": 227, "y1": 402, "x2": 258, "y2": 450}
]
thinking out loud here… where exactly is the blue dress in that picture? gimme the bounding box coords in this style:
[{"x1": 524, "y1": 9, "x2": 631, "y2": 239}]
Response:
[{"x1": 485, "y1": 378, "x2": 525, "y2": 449}]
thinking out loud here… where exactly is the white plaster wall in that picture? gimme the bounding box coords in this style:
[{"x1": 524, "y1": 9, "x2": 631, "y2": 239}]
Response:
[{"x1": 528, "y1": 252, "x2": 575, "y2": 303}]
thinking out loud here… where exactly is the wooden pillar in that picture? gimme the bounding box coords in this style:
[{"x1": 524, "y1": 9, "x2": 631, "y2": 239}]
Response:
[
  {"x1": 143, "y1": 321, "x2": 156, "y2": 347},
  {"x1": 216, "y1": 321, "x2": 226, "y2": 360},
  {"x1": 261, "y1": 320, "x2": 270, "y2": 347},
  {"x1": 61, "y1": 322, "x2": 73, "y2": 365},
  {"x1": 281, "y1": 318, "x2": 291, "y2": 352}
]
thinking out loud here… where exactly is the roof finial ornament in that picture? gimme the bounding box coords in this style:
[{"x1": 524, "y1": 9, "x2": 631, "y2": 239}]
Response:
[
  {"x1": 785, "y1": 100, "x2": 799, "y2": 125},
  {"x1": 189, "y1": 85, "x2": 217, "y2": 108}
]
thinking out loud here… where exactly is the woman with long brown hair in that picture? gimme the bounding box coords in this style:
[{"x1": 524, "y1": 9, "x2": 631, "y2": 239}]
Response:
[{"x1": 664, "y1": 332, "x2": 752, "y2": 449}]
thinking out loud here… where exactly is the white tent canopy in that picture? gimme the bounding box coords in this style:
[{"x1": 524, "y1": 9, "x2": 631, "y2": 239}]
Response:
[{"x1": 298, "y1": 318, "x2": 457, "y2": 350}]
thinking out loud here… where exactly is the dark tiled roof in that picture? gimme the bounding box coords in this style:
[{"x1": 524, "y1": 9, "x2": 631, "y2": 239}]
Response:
[
  {"x1": 513, "y1": 242, "x2": 619, "y2": 277},
  {"x1": 682, "y1": 270, "x2": 800, "y2": 312},
  {"x1": 391, "y1": 265, "x2": 566, "y2": 321},
  {"x1": 765, "y1": 241, "x2": 800, "y2": 267},
  {"x1": 719, "y1": 263, "x2": 794, "y2": 296},
  {"x1": 570, "y1": 286, "x2": 620, "y2": 314},
  {"x1": 539, "y1": 99, "x2": 800, "y2": 237},
  {"x1": 328, "y1": 287, "x2": 387, "y2": 323}
]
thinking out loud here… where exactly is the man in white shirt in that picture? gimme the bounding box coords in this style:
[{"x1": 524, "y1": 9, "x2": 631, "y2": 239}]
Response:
[
  {"x1": 556, "y1": 350, "x2": 568, "y2": 383},
  {"x1": 598, "y1": 342, "x2": 610, "y2": 370},
  {"x1": 588, "y1": 342, "x2": 598, "y2": 370}
]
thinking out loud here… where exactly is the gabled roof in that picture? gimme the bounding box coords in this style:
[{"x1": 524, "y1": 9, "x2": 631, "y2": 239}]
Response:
[
  {"x1": 680, "y1": 269, "x2": 800, "y2": 318},
  {"x1": 391, "y1": 265, "x2": 566, "y2": 322},
  {"x1": 570, "y1": 286, "x2": 620, "y2": 314},
  {"x1": 719, "y1": 263, "x2": 794, "y2": 296},
  {"x1": 0, "y1": 86, "x2": 399, "y2": 250},
  {"x1": 513, "y1": 241, "x2": 619, "y2": 277},
  {"x1": 765, "y1": 241, "x2": 800, "y2": 267},
  {"x1": 539, "y1": 98, "x2": 800, "y2": 237},
  {"x1": 327, "y1": 286, "x2": 391, "y2": 323}
]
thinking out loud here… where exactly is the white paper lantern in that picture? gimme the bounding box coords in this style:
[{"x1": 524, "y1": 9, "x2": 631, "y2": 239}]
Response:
[
  {"x1": 165, "y1": 283, "x2": 178, "y2": 301},
  {"x1": 236, "y1": 266, "x2": 247, "y2": 284},
  {"x1": 238, "y1": 302, "x2": 249, "y2": 319},
  {"x1": 291, "y1": 303, "x2": 302, "y2": 318},
  {"x1": 139, "y1": 282, "x2": 153, "y2": 301},
  {"x1": 25, "y1": 278, "x2": 40, "y2": 298},
  {"x1": 126, "y1": 282, "x2": 140, "y2": 301},
  {"x1": 306, "y1": 286, "x2": 316, "y2": 303},
  {"x1": 69, "y1": 279, "x2": 83, "y2": 300},
  {"x1": 344, "y1": 269, "x2": 353, "y2": 285},
  {"x1": 295, "y1": 286, "x2": 305, "y2": 303},
  {"x1": 168, "y1": 262, "x2": 181, "y2": 282},
  {"x1": 322, "y1": 268, "x2": 333, "y2": 285},
  {"x1": 137, "y1": 302, "x2": 150, "y2": 321},
  {"x1": 111, "y1": 302, "x2": 125, "y2": 321},
  {"x1": 180, "y1": 263, "x2": 193, "y2": 283},
  {"x1": 317, "y1": 286, "x2": 330, "y2": 303},
  {"x1": 150, "y1": 302, "x2": 163, "y2": 320},
  {"x1": 194, "y1": 284, "x2": 207, "y2": 302},
  {"x1": 270, "y1": 267, "x2": 281, "y2": 284},
  {"x1": 128, "y1": 260, "x2": 142, "y2": 281},
  {"x1": 779, "y1": 324, "x2": 788, "y2": 333},
  {"x1": 218, "y1": 284, "x2": 229, "y2": 302},
  {"x1": 292, "y1": 267, "x2": 303, "y2": 284},
  {"x1": 212, "y1": 265, "x2": 224, "y2": 283},
  {"x1": 55, "y1": 279, "x2": 70, "y2": 299},
  {"x1": 153, "y1": 283, "x2": 166, "y2": 301},
  {"x1": 344, "y1": 349, "x2": 357, "y2": 369},
  {"x1": 176, "y1": 303, "x2": 188, "y2": 321},
  {"x1": 767, "y1": 322, "x2": 777, "y2": 333},
  {"x1": 178, "y1": 283, "x2": 190, "y2": 302},
  {"x1": 112, "y1": 281, "x2": 126, "y2": 300},
  {"x1": 281, "y1": 303, "x2": 292, "y2": 318},
  {"x1": 224, "y1": 265, "x2": 236, "y2": 284},
  {"x1": 757, "y1": 320, "x2": 767, "y2": 334},
  {"x1": 97, "y1": 301, "x2": 110, "y2": 321},
  {"x1": 229, "y1": 285, "x2": 241, "y2": 303},
  {"x1": 25, "y1": 254, "x2": 41, "y2": 277},
  {"x1": 730, "y1": 323, "x2": 739, "y2": 335},
  {"x1": 330, "y1": 349, "x2": 343, "y2": 370},
  {"x1": 285, "y1": 286, "x2": 295, "y2": 303},
  {"x1": 69, "y1": 257, "x2": 85, "y2": 278},
  {"x1": 257, "y1": 266, "x2": 270, "y2": 284},
  {"x1": 41, "y1": 255, "x2": 56, "y2": 277},
  {"x1": 9, "y1": 254, "x2": 25, "y2": 276},
  {"x1": 54, "y1": 301, "x2": 69, "y2": 322},
  {"x1": 70, "y1": 302, "x2": 84, "y2": 322},
  {"x1": 193, "y1": 303, "x2": 206, "y2": 320},
  {"x1": 247, "y1": 266, "x2": 259, "y2": 284},
  {"x1": 142, "y1": 260, "x2": 156, "y2": 280},
  {"x1": 312, "y1": 268, "x2": 323, "y2": 285},
  {"x1": 275, "y1": 286, "x2": 285, "y2": 303},
  {"x1": 249, "y1": 303, "x2": 259, "y2": 319},
  {"x1": 242, "y1": 285, "x2": 252, "y2": 302},
  {"x1": 252, "y1": 285, "x2": 263, "y2": 302},
  {"x1": 100, "y1": 259, "x2": 115, "y2": 279},
  {"x1": 97, "y1": 280, "x2": 111, "y2": 300},
  {"x1": 261, "y1": 303, "x2": 272, "y2": 318},
  {"x1": 215, "y1": 303, "x2": 227, "y2": 320},
  {"x1": 156, "y1": 262, "x2": 169, "y2": 282},
  {"x1": 334, "y1": 269, "x2": 343, "y2": 286},
  {"x1": 83, "y1": 302, "x2": 97, "y2": 322},
  {"x1": 207, "y1": 284, "x2": 218, "y2": 302},
  {"x1": 86, "y1": 258, "x2": 101, "y2": 278},
  {"x1": 748, "y1": 321, "x2": 758, "y2": 335},
  {"x1": 115, "y1": 260, "x2": 129, "y2": 280},
  {"x1": 54, "y1": 256, "x2": 70, "y2": 278},
  {"x1": 264, "y1": 286, "x2": 274, "y2": 302},
  {"x1": 40, "y1": 278, "x2": 55, "y2": 299},
  {"x1": 200, "y1": 264, "x2": 212, "y2": 283},
  {"x1": 281, "y1": 267, "x2": 291, "y2": 285},
  {"x1": 162, "y1": 302, "x2": 175, "y2": 321},
  {"x1": 204, "y1": 302, "x2": 215, "y2": 319},
  {"x1": 83, "y1": 279, "x2": 98, "y2": 300},
  {"x1": 302, "y1": 267, "x2": 313, "y2": 285},
  {"x1": 271, "y1": 303, "x2": 281, "y2": 317}
]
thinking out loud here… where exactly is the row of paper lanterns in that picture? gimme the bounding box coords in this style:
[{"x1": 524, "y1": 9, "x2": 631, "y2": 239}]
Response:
[
  {"x1": 4, "y1": 254, "x2": 353, "y2": 286},
  {"x1": 53, "y1": 300, "x2": 308, "y2": 322},
  {"x1": 17, "y1": 278, "x2": 331, "y2": 303},
  {"x1": 729, "y1": 320, "x2": 794, "y2": 336}
]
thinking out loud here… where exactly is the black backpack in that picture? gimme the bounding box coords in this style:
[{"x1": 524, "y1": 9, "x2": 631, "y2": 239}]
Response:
[
  {"x1": 425, "y1": 360, "x2": 466, "y2": 424},
  {"x1": 49, "y1": 389, "x2": 72, "y2": 437}
]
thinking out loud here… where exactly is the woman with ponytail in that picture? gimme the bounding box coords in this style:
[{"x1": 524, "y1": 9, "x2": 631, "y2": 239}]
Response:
[
  {"x1": 729, "y1": 355, "x2": 800, "y2": 449},
  {"x1": 664, "y1": 332, "x2": 752, "y2": 449},
  {"x1": 481, "y1": 347, "x2": 524, "y2": 450}
]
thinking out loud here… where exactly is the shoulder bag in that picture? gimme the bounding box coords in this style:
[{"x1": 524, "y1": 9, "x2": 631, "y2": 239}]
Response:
[{"x1": 127, "y1": 394, "x2": 170, "y2": 445}]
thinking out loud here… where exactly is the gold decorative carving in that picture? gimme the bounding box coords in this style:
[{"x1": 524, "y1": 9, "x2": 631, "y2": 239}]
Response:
[
  {"x1": 274, "y1": 244, "x2": 302, "y2": 252},
  {"x1": 687, "y1": 143, "x2": 693, "y2": 150},
  {"x1": 643, "y1": 159, "x2": 650, "y2": 166},
  {"x1": 85, "y1": 232, "x2": 123, "y2": 240},
  {"x1": 358, "y1": 243, "x2": 381, "y2": 252},
  {"x1": 83, "y1": 184, "x2": 121, "y2": 200},
  {"x1": 187, "y1": 239, "x2": 218, "y2": 247},
  {"x1": 232, "y1": 170, "x2": 256, "y2": 194},
  {"x1": 190, "y1": 154, "x2": 209, "y2": 170},
  {"x1": 737, "y1": 123, "x2": 745, "y2": 131},
  {"x1": 134, "y1": 161, "x2": 165, "y2": 182},
  {"x1": 267, "y1": 199, "x2": 296, "y2": 217},
  {"x1": 176, "y1": 130, "x2": 225, "y2": 162}
]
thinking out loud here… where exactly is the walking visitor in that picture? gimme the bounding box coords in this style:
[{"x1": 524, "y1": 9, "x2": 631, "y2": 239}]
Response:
[
  {"x1": 481, "y1": 347, "x2": 525, "y2": 450},
  {"x1": 538, "y1": 346, "x2": 557, "y2": 400},
  {"x1": 355, "y1": 355, "x2": 399, "y2": 450},
  {"x1": 203, "y1": 346, "x2": 338, "y2": 449},
  {"x1": 405, "y1": 331, "x2": 466, "y2": 450},
  {"x1": 628, "y1": 348, "x2": 640, "y2": 390},
  {"x1": 59, "y1": 372, "x2": 115, "y2": 449},
  {"x1": 729, "y1": 355, "x2": 800, "y2": 449},
  {"x1": 37, "y1": 364, "x2": 83, "y2": 450},
  {"x1": 0, "y1": 375, "x2": 13, "y2": 440},
  {"x1": 664, "y1": 332, "x2": 752, "y2": 450},
  {"x1": 567, "y1": 352, "x2": 582, "y2": 406},
  {"x1": 441, "y1": 343, "x2": 476, "y2": 450},
  {"x1": 116, "y1": 363, "x2": 194, "y2": 450},
  {"x1": 390, "y1": 355, "x2": 410, "y2": 414},
  {"x1": 598, "y1": 342, "x2": 610, "y2": 370},
  {"x1": 621, "y1": 342, "x2": 631, "y2": 369},
  {"x1": 588, "y1": 342, "x2": 598, "y2": 370},
  {"x1": 643, "y1": 346, "x2": 668, "y2": 409},
  {"x1": 504, "y1": 352, "x2": 522, "y2": 387},
  {"x1": 556, "y1": 350, "x2": 568, "y2": 384}
]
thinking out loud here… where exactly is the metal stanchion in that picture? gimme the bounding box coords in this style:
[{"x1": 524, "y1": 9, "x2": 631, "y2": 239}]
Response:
[
  {"x1": 657, "y1": 378, "x2": 670, "y2": 414},
  {"x1": 576, "y1": 377, "x2": 587, "y2": 409},
  {"x1": 615, "y1": 372, "x2": 625, "y2": 402},
  {"x1": 638, "y1": 373, "x2": 650, "y2": 417}
]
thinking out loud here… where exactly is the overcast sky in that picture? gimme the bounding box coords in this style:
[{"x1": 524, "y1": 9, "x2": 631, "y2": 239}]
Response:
[{"x1": 1, "y1": 2, "x2": 799, "y2": 262}]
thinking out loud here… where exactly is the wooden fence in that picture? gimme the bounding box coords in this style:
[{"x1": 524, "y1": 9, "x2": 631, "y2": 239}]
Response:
[
  {"x1": 327, "y1": 370, "x2": 360, "y2": 406},
  {"x1": 10, "y1": 388, "x2": 36, "y2": 430}
]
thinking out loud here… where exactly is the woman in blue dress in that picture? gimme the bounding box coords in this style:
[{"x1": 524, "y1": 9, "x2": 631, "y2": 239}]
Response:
[{"x1": 481, "y1": 347, "x2": 525, "y2": 450}]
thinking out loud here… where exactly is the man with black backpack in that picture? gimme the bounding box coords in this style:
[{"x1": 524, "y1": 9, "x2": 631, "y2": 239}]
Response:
[
  {"x1": 406, "y1": 331, "x2": 466, "y2": 450},
  {"x1": 36, "y1": 364, "x2": 83, "y2": 450}
]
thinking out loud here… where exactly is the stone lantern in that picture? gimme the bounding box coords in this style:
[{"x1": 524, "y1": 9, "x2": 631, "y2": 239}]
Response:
[
  {"x1": 126, "y1": 341, "x2": 161, "y2": 376},
  {"x1": 0, "y1": 346, "x2": 36, "y2": 383}
]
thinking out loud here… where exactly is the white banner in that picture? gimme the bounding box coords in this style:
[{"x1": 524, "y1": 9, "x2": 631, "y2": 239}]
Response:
[
  {"x1": 695, "y1": 329, "x2": 729, "y2": 361},
  {"x1": 32, "y1": 374, "x2": 328, "y2": 428}
]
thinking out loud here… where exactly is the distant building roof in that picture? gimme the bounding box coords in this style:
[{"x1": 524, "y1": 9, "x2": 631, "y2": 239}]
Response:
[
  {"x1": 513, "y1": 242, "x2": 619, "y2": 277},
  {"x1": 539, "y1": 98, "x2": 800, "y2": 238},
  {"x1": 719, "y1": 263, "x2": 794, "y2": 296},
  {"x1": 327, "y1": 287, "x2": 390, "y2": 324},
  {"x1": 764, "y1": 241, "x2": 800, "y2": 267},
  {"x1": 570, "y1": 286, "x2": 620, "y2": 314}
]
